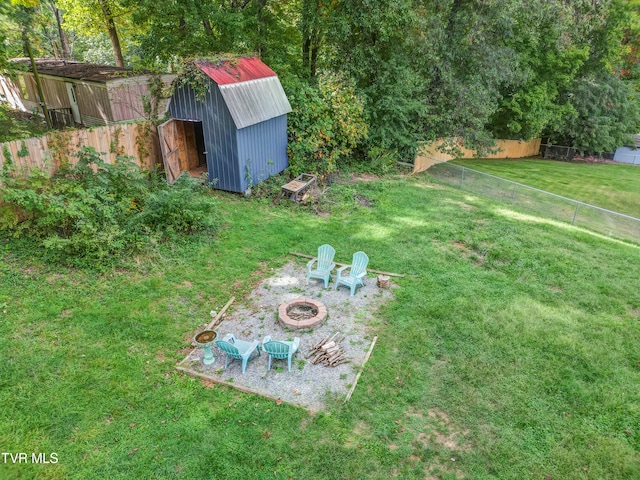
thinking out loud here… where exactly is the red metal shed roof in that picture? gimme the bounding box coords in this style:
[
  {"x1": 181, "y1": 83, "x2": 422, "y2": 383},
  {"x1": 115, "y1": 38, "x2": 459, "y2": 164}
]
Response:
[{"x1": 196, "y1": 57, "x2": 277, "y2": 85}]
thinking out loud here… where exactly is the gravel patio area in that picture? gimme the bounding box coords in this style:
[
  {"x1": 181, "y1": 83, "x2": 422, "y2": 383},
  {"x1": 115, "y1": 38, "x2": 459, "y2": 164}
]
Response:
[{"x1": 177, "y1": 260, "x2": 395, "y2": 412}]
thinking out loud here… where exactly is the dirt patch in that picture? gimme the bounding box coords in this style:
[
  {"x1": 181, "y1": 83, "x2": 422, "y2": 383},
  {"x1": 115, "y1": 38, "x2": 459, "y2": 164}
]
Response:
[
  {"x1": 200, "y1": 378, "x2": 216, "y2": 389},
  {"x1": 571, "y1": 155, "x2": 621, "y2": 164},
  {"x1": 427, "y1": 408, "x2": 471, "y2": 451},
  {"x1": 355, "y1": 193, "x2": 374, "y2": 207},
  {"x1": 425, "y1": 464, "x2": 465, "y2": 480},
  {"x1": 345, "y1": 420, "x2": 370, "y2": 447},
  {"x1": 451, "y1": 241, "x2": 487, "y2": 266},
  {"x1": 352, "y1": 173, "x2": 379, "y2": 182},
  {"x1": 456, "y1": 202, "x2": 476, "y2": 211}
]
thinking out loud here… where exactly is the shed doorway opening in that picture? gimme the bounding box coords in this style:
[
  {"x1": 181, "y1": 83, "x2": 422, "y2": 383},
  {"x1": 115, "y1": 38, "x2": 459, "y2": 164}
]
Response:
[{"x1": 158, "y1": 119, "x2": 207, "y2": 183}]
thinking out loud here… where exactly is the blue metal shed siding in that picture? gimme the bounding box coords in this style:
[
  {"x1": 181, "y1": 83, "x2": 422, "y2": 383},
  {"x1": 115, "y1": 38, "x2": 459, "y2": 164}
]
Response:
[
  {"x1": 614, "y1": 146, "x2": 640, "y2": 165},
  {"x1": 168, "y1": 82, "x2": 241, "y2": 192},
  {"x1": 236, "y1": 114, "x2": 289, "y2": 192}
]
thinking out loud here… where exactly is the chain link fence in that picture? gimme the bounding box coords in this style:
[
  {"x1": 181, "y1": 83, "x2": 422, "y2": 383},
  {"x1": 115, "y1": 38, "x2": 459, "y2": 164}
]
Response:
[{"x1": 427, "y1": 162, "x2": 640, "y2": 244}]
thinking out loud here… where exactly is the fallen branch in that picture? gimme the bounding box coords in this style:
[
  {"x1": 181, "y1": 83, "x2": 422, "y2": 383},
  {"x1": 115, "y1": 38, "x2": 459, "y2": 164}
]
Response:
[{"x1": 289, "y1": 252, "x2": 404, "y2": 278}]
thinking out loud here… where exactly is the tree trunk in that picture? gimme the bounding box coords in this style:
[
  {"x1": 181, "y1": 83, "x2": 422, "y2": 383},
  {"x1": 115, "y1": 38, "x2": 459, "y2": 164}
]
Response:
[
  {"x1": 53, "y1": 5, "x2": 71, "y2": 59},
  {"x1": 301, "y1": 0, "x2": 321, "y2": 80},
  {"x1": 202, "y1": 18, "x2": 214, "y2": 36},
  {"x1": 310, "y1": 28, "x2": 319, "y2": 79},
  {"x1": 302, "y1": 35, "x2": 310, "y2": 73},
  {"x1": 42, "y1": 24, "x2": 60, "y2": 58},
  {"x1": 256, "y1": 0, "x2": 268, "y2": 58},
  {"x1": 23, "y1": 29, "x2": 51, "y2": 128},
  {"x1": 98, "y1": 0, "x2": 125, "y2": 68}
]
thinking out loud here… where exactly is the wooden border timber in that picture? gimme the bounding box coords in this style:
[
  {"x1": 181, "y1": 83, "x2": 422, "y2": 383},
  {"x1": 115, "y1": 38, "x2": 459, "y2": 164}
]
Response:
[
  {"x1": 205, "y1": 296, "x2": 235, "y2": 331},
  {"x1": 289, "y1": 252, "x2": 405, "y2": 278},
  {"x1": 175, "y1": 365, "x2": 296, "y2": 405},
  {"x1": 344, "y1": 336, "x2": 378, "y2": 403}
]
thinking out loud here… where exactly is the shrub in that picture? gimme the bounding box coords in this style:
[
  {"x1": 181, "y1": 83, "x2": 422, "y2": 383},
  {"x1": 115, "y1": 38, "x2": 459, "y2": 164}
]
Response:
[
  {"x1": 0, "y1": 147, "x2": 218, "y2": 267},
  {"x1": 283, "y1": 74, "x2": 368, "y2": 179},
  {"x1": 133, "y1": 174, "x2": 218, "y2": 235}
]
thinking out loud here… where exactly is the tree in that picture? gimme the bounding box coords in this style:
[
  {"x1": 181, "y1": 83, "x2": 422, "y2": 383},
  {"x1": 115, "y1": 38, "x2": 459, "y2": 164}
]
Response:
[
  {"x1": 549, "y1": 74, "x2": 640, "y2": 154},
  {"x1": 4, "y1": 2, "x2": 52, "y2": 126},
  {"x1": 486, "y1": 1, "x2": 586, "y2": 140},
  {"x1": 129, "y1": 0, "x2": 300, "y2": 73},
  {"x1": 57, "y1": 0, "x2": 129, "y2": 67},
  {"x1": 326, "y1": 0, "x2": 428, "y2": 160}
]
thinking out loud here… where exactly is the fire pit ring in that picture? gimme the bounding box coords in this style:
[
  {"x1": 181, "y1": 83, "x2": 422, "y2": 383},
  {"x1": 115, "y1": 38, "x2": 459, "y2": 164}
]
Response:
[{"x1": 278, "y1": 298, "x2": 327, "y2": 330}]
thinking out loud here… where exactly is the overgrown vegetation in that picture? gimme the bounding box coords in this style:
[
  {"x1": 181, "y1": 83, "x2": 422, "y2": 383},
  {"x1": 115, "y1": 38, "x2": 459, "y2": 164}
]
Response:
[
  {"x1": 0, "y1": 102, "x2": 48, "y2": 142},
  {"x1": 549, "y1": 74, "x2": 640, "y2": 154},
  {"x1": 0, "y1": 147, "x2": 218, "y2": 268},
  {"x1": 284, "y1": 74, "x2": 368, "y2": 178}
]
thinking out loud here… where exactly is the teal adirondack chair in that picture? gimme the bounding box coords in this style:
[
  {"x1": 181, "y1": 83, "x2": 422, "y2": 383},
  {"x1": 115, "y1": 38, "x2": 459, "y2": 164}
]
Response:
[
  {"x1": 214, "y1": 333, "x2": 261, "y2": 374},
  {"x1": 262, "y1": 336, "x2": 301, "y2": 372},
  {"x1": 306, "y1": 244, "x2": 336, "y2": 288},
  {"x1": 335, "y1": 251, "x2": 369, "y2": 296}
]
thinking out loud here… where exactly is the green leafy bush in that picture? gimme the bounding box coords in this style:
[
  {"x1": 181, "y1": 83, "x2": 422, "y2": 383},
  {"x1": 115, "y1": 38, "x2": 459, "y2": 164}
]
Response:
[
  {"x1": 549, "y1": 74, "x2": 640, "y2": 154},
  {"x1": 283, "y1": 74, "x2": 368, "y2": 178},
  {"x1": 133, "y1": 174, "x2": 218, "y2": 235},
  {"x1": 0, "y1": 147, "x2": 218, "y2": 267}
]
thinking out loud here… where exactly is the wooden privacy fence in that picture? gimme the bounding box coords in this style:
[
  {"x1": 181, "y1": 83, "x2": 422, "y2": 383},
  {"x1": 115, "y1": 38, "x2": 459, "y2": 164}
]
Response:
[
  {"x1": 0, "y1": 122, "x2": 160, "y2": 173},
  {"x1": 414, "y1": 138, "x2": 541, "y2": 173}
]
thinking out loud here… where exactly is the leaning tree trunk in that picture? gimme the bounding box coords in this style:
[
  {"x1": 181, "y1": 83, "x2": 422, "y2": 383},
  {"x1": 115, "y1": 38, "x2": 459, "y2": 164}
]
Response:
[
  {"x1": 47, "y1": 1, "x2": 71, "y2": 58},
  {"x1": 53, "y1": 6, "x2": 71, "y2": 58},
  {"x1": 23, "y1": 29, "x2": 51, "y2": 128},
  {"x1": 98, "y1": 0, "x2": 125, "y2": 68}
]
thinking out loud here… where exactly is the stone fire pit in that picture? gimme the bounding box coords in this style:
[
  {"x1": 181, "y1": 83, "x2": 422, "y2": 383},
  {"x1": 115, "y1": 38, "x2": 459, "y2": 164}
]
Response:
[{"x1": 278, "y1": 297, "x2": 327, "y2": 330}]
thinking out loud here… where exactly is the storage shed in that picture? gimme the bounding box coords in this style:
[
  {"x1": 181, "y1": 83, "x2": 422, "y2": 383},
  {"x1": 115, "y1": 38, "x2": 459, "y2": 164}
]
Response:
[
  {"x1": 161, "y1": 56, "x2": 292, "y2": 193},
  {"x1": 0, "y1": 59, "x2": 174, "y2": 127},
  {"x1": 613, "y1": 134, "x2": 640, "y2": 165}
]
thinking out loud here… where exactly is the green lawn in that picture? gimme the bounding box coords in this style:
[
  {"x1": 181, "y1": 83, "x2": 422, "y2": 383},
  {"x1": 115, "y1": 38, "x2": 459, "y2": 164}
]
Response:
[
  {"x1": 1, "y1": 173, "x2": 639, "y2": 479},
  {"x1": 450, "y1": 158, "x2": 640, "y2": 218}
]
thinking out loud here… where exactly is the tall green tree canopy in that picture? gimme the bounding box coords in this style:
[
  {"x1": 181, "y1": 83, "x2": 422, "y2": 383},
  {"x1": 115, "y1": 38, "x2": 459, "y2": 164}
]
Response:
[{"x1": 1, "y1": 0, "x2": 638, "y2": 159}]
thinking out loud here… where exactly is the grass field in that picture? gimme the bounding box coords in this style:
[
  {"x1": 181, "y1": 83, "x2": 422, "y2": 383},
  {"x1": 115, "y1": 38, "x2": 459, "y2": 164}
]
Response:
[
  {"x1": 1, "y1": 172, "x2": 639, "y2": 479},
  {"x1": 450, "y1": 158, "x2": 640, "y2": 218}
]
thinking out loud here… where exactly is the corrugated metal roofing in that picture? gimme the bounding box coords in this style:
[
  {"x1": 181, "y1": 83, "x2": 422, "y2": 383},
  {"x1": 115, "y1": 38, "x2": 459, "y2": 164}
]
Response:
[
  {"x1": 218, "y1": 76, "x2": 292, "y2": 129},
  {"x1": 10, "y1": 58, "x2": 139, "y2": 83},
  {"x1": 197, "y1": 57, "x2": 277, "y2": 85}
]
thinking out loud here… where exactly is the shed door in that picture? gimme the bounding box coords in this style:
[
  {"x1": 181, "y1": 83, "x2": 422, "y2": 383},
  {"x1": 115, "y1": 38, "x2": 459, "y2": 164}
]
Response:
[
  {"x1": 65, "y1": 82, "x2": 81, "y2": 124},
  {"x1": 158, "y1": 119, "x2": 182, "y2": 183}
]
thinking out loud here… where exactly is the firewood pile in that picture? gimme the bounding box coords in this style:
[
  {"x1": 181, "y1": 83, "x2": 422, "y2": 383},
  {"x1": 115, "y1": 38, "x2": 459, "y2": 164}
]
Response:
[{"x1": 306, "y1": 332, "x2": 349, "y2": 367}]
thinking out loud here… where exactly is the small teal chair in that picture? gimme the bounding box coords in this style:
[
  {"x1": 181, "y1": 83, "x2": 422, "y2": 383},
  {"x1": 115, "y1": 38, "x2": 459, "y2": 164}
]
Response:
[
  {"x1": 335, "y1": 251, "x2": 369, "y2": 296},
  {"x1": 214, "y1": 333, "x2": 261, "y2": 374},
  {"x1": 306, "y1": 244, "x2": 336, "y2": 288},
  {"x1": 262, "y1": 336, "x2": 301, "y2": 372}
]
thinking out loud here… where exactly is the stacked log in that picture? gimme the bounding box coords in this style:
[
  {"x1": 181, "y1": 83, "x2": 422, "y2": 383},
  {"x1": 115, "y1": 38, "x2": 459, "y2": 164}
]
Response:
[{"x1": 306, "y1": 332, "x2": 349, "y2": 367}]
